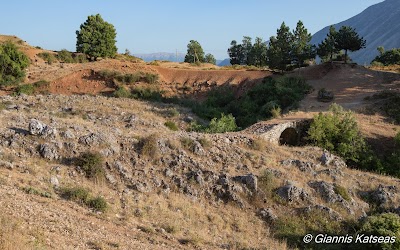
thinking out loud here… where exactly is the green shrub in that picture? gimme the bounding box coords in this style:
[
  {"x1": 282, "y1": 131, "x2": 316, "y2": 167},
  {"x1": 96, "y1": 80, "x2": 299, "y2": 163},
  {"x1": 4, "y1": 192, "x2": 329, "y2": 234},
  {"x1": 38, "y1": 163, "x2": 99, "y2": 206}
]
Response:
[
  {"x1": 189, "y1": 76, "x2": 311, "y2": 128},
  {"x1": 258, "y1": 170, "x2": 277, "y2": 194},
  {"x1": 131, "y1": 87, "x2": 163, "y2": 102},
  {"x1": 274, "y1": 210, "x2": 343, "y2": 249},
  {"x1": 317, "y1": 88, "x2": 334, "y2": 102},
  {"x1": 0, "y1": 41, "x2": 30, "y2": 85},
  {"x1": 205, "y1": 113, "x2": 238, "y2": 133},
  {"x1": 112, "y1": 86, "x2": 131, "y2": 98},
  {"x1": 143, "y1": 72, "x2": 159, "y2": 84},
  {"x1": 60, "y1": 187, "x2": 108, "y2": 212},
  {"x1": 75, "y1": 152, "x2": 104, "y2": 180},
  {"x1": 60, "y1": 186, "x2": 90, "y2": 204},
  {"x1": 73, "y1": 53, "x2": 88, "y2": 63},
  {"x1": 307, "y1": 104, "x2": 366, "y2": 163},
  {"x1": 164, "y1": 121, "x2": 179, "y2": 131},
  {"x1": 33, "y1": 80, "x2": 50, "y2": 94},
  {"x1": 334, "y1": 185, "x2": 351, "y2": 202},
  {"x1": 97, "y1": 70, "x2": 159, "y2": 84},
  {"x1": 14, "y1": 84, "x2": 35, "y2": 95},
  {"x1": 270, "y1": 106, "x2": 282, "y2": 118},
  {"x1": 38, "y1": 52, "x2": 57, "y2": 64},
  {"x1": 57, "y1": 49, "x2": 75, "y2": 63},
  {"x1": 368, "y1": 91, "x2": 400, "y2": 124},
  {"x1": 87, "y1": 196, "x2": 108, "y2": 212},
  {"x1": 22, "y1": 186, "x2": 52, "y2": 198},
  {"x1": 372, "y1": 48, "x2": 400, "y2": 66},
  {"x1": 358, "y1": 213, "x2": 400, "y2": 250}
]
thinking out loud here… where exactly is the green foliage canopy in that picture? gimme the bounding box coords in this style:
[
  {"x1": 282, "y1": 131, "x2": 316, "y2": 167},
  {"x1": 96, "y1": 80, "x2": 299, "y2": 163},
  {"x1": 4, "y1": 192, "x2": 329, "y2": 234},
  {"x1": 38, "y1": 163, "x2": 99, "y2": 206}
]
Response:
[
  {"x1": 307, "y1": 104, "x2": 367, "y2": 163},
  {"x1": 205, "y1": 53, "x2": 216, "y2": 65},
  {"x1": 184, "y1": 40, "x2": 205, "y2": 63},
  {"x1": 76, "y1": 14, "x2": 118, "y2": 60},
  {"x1": 0, "y1": 41, "x2": 30, "y2": 85},
  {"x1": 372, "y1": 47, "x2": 400, "y2": 66},
  {"x1": 335, "y1": 26, "x2": 366, "y2": 63}
]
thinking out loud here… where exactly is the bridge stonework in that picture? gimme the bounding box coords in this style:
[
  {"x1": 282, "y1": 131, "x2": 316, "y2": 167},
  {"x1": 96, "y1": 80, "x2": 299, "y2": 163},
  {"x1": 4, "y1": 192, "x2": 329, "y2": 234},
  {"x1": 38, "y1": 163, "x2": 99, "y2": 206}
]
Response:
[{"x1": 248, "y1": 119, "x2": 312, "y2": 146}]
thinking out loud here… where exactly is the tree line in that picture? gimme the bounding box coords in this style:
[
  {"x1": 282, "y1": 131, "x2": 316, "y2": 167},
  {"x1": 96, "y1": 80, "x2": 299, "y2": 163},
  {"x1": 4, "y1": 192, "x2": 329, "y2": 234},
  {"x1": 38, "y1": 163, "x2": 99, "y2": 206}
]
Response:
[{"x1": 227, "y1": 21, "x2": 366, "y2": 71}]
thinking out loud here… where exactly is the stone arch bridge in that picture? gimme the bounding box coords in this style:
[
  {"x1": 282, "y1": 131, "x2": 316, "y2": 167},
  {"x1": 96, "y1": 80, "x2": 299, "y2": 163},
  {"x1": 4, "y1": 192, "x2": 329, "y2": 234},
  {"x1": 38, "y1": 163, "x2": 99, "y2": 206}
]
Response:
[{"x1": 246, "y1": 119, "x2": 312, "y2": 146}]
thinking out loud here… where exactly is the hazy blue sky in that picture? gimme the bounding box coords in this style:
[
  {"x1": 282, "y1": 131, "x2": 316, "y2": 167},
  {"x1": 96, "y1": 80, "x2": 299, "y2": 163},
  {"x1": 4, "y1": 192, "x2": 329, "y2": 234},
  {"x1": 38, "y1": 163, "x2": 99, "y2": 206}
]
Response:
[{"x1": 1, "y1": 0, "x2": 383, "y2": 59}]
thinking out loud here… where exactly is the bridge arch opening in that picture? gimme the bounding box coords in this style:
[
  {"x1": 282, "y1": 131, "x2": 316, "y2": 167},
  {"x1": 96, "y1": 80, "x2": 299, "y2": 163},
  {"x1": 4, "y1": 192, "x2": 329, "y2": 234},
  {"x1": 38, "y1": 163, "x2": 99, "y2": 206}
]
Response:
[{"x1": 279, "y1": 128, "x2": 299, "y2": 146}]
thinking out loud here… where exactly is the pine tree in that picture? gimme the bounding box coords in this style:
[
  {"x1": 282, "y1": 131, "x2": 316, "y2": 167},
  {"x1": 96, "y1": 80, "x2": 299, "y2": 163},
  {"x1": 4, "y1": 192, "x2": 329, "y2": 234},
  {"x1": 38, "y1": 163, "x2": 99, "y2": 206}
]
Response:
[
  {"x1": 267, "y1": 22, "x2": 293, "y2": 71},
  {"x1": 292, "y1": 21, "x2": 315, "y2": 68},
  {"x1": 76, "y1": 14, "x2": 117, "y2": 60},
  {"x1": 317, "y1": 26, "x2": 341, "y2": 62},
  {"x1": 335, "y1": 26, "x2": 366, "y2": 63}
]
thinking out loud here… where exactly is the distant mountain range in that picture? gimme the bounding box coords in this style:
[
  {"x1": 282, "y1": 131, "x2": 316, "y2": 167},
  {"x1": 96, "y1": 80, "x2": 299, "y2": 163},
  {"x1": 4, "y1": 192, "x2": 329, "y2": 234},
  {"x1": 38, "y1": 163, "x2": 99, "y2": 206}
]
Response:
[
  {"x1": 311, "y1": 0, "x2": 400, "y2": 65},
  {"x1": 134, "y1": 52, "x2": 186, "y2": 62},
  {"x1": 134, "y1": 52, "x2": 231, "y2": 66}
]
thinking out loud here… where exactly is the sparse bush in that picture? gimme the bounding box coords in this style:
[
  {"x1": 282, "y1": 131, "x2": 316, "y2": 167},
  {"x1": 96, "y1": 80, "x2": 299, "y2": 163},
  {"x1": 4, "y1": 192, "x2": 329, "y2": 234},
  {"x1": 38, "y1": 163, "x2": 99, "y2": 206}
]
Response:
[
  {"x1": 60, "y1": 187, "x2": 108, "y2": 212},
  {"x1": 317, "y1": 88, "x2": 334, "y2": 102},
  {"x1": 368, "y1": 91, "x2": 400, "y2": 124},
  {"x1": 73, "y1": 53, "x2": 88, "y2": 63},
  {"x1": 75, "y1": 152, "x2": 104, "y2": 180},
  {"x1": 164, "y1": 121, "x2": 179, "y2": 131},
  {"x1": 112, "y1": 86, "x2": 131, "y2": 98},
  {"x1": 270, "y1": 106, "x2": 282, "y2": 118},
  {"x1": 22, "y1": 186, "x2": 52, "y2": 198},
  {"x1": 97, "y1": 70, "x2": 159, "y2": 84},
  {"x1": 258, "y1": 170, "x2": 278, "y2": 195},
  {"x1": 0, "y1": 41, "x2": 30, "y2": 85},
  {"x1": 14, "y1": 84, "x2": 35, "y2": 95},
  {"x1": 249, "y1": 138, "x2": 267, "y2": 151},
  {"x1": 140, "y1": 134, "x2": 159, "y2": 158},
  {"x1": 143, "y1": 72, "x2": 159, "y2": 84},
  {"x1": 87, "y1": 196, "x2": 108, "y2": 212},
  {"x1": 274, "y1": 210, "x2": 343, "y2": 249},
  {"x1": 60, "y1": 186, "x2": 90, "y2": 204},
  {"x1": 198, "y1": 137, "x2": 211, "y2": 148},
  {"x1": 131, "y1": 87, "x2": 163, "y2": 101},
  {"x1": 181, "y1": 137, "x2": 195, "y2": 151},
  {"x1": 164, "y1": 108, "x2": 179, "y2": 117},
  {"x1": 57, "y1": 49, "x2": 75, "y2": 63},
  {"x1": 334, "y1": 184, "x2": 351, "y2": 202},
  {"x1": 38, "y1": 52, "x2": 57, "y2": 64},
  {"x1": 33, "y1": 80, "x2": 50, "y2": 94}
]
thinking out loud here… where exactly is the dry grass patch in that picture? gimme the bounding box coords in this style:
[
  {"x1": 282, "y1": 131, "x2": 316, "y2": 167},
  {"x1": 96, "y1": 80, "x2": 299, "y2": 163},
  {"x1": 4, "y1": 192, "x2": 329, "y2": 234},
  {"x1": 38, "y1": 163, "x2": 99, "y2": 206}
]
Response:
[{"x1": 130, "y1": 192, "x2": 287, "y2": 249}]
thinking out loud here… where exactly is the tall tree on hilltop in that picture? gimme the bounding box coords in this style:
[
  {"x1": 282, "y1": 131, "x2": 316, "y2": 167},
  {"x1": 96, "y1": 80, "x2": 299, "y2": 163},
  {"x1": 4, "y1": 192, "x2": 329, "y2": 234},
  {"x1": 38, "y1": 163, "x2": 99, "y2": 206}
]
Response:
[
  {"x1": 205, "y1": 53, "x2": 216, "y2": 65},
  {"x1": 249, "y1": 37, "x2": 267, "y2": 67},
  {"x1": 76, "y1": 14, "x2": 117, "y2": 60},
  {"x1": 184, "y1": 40, "x2": 205, "y2": 64},
  {"x1": 317, "y1": 26, "x2": 341, "y2": 62},
  {"x1": 227, "y1": 40, "x2": 244, "y2": 65},
  {"x1": 335, "y1": 26, "x2": 366, "y2": 63},
  {"x1": 292, "y1": 20, "x2": 315, "y2": 68},
  {"x1": 241, "y1": 36, "x2": 253, "y2": 65},
  {"x1": 267, "y1": 22, "x2": 293, "y2": 71}
]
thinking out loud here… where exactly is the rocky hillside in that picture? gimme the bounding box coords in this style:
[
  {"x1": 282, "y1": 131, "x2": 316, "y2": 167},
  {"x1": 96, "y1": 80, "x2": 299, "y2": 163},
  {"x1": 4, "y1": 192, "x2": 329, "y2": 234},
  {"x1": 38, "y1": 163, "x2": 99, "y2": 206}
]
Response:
[
  {"x1": 1, "y1": 93, "x2": 400, "y2": 249},
  {"x1": 311, "y1": 0, "x2": 400, "y2": 65}
]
